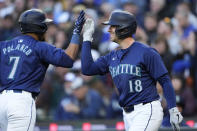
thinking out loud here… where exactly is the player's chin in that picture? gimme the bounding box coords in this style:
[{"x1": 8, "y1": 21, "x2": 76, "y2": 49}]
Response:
[
  {"x1": 111, "y1": 37, "x2": 118, "y2": 43},
  {"x1": 110, "y1": 35, "x2": 115, "y2": 41}
]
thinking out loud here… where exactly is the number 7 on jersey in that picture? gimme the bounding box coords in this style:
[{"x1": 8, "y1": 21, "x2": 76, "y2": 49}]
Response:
[{"x1": 8, "y1": 56, "x2": 20, "y2": 79}]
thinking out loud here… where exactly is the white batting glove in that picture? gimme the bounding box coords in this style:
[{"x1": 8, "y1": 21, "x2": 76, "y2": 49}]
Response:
[
  {"x1": 169, "y1": 107, "x2": 183, "y2": 131},
  {"x1": 83, "y1": 18, "x2": 95, "y2": 42}
]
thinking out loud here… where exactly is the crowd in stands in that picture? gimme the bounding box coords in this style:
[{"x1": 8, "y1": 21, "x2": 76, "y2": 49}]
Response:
[{"x1": 1, "y1": 0, "x2": 197, "y2": 127}]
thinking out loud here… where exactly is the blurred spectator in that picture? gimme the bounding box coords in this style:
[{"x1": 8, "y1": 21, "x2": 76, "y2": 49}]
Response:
[
  {"x1": 45, "y1": 23, "x2": 58, "y2": 44},
  {"x1": 55, "y1": 77, "x2": 105, "y2": 120},
  {"x1": 100, "y1": 2, "x2": 114, "y2": 21},
  {"x1": 49, "y1": 67, "x2": 69, "y2": 114},
  {"x1": 172, "y1": 54, "x2": 191, "y2": 76},
  {"x1": 149, "y1": 0, "x2": 174, "y2": 21},
  {"x1": 11, "y1": 0, "x2": 27, "y2": 23},
  {"x1": 172, "y1": 75, "x2": 196, "y2": 116},
  {"x1": 144, "y1": 12, "x2": 158, "y2": 45},
  {"x1": 0, "y1": 0, "x2": 14, "y2": 18},
  {"x1": 98, "y1": 2, "x2": 115, "y2": 54},
  {"x1": 77, "y1": 0, "x2": 102, "y2": 9},
  {"x1": 44, "y1": 6, "x2": 54, "y2": 21},
  {"x1": 106, "y1": 88, "x2": 122, "y2": 118},
  {"x1": 153, "y1": 36, "x2": 174, "y2": 72},
  {"x1": 26, "y1": 0, "x2": 36, "y2": 9},
  {"x1": 176, "y1": 2, "x2": 197, "y2": 29},
  {"x1": 122, "y1": 2, "x2": 144, "y2": 28},
  {"x1": 38, "y1": 0, "x2": 54, "y2": 11},
  {"x1": 54, "y1": 29, "x2": 68, "y2": 49},
  {"x1": 14, "y1": 0, "x2": 26, "y2": 13},
  {"x1": 123, "y1": 0, "x2": 148, "y2": 14},
  {"x1": 174, "y1": 11, "x2": 196, "y2": 56},
  {"x1": 53, "y1": 0, "x2": 74, "y2": 25},
  {"x1": 54, "y1": 94, "x2": 80, "y2": 120},
  {"x1": 157, "y1": 17, "x2": 181, "y2": 55},
  {"x1": 0, "y1": 0, "x2": 6, "y2": 9},
  {"x1": 0, "y1": 14, "x2": 20, "y2": 41},
  {"x1": 135, "y1": 26, "x2": 148, "y2": 43},
  {"x1": 64, "y1": 72, "x2": 76, "y2": 95},
  {"x1": 73, "y1": 4, "x2": 86, "y2": 21},
  {"x1": 194, "y1": 48, "x2": 197, "y2": 96},
  {"x1": 80, "y1": 73, "x2": 111, "y2": 99},
  {"x1": 36, "y1": 76, "x2": 53, "y2": 121}
]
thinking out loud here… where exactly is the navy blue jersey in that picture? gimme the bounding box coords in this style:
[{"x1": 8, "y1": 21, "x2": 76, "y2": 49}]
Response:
[
  {"x1": 82, "y1": 41, "x2": 168, "y2": 107},
  {"x1": 0, "y1": 35, "x2": 73, "y2": 93}
]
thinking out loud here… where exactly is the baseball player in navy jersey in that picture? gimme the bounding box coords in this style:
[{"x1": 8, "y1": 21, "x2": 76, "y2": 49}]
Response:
[
  {"x1": 0, "y1": 9, "x2": 85, "y2": 131},
  {"x1": 81, "y1": 10, "x2": 183, "y2": 131}
]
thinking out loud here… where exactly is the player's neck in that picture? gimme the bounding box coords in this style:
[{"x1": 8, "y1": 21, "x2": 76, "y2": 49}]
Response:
[
  {"x1": 119, "y1": 37, "x2": 135, "y2": 49},
  {"x1": 25, "y1": 33, "x2": 39, "y2": 40}
]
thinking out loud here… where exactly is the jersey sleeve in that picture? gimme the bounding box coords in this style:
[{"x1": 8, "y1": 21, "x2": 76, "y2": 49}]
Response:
[
  {"x1": 81, "y1": 41, "x2": 109, "y2": 75},
  {"x1": 94, "y1": 54, "x2": 110, "y2": 74},
  {"x1": 36, "y1": 42, "x2": 73, "y2": 67},
  {"x1": 0, "y1": 41, "x2": 2, "y2": 56},
  {"x1": 144, "y1": 48, "x2": 168, "y2": 80},
  {"x1": 0, "y1": 42, "x2": 1, "y2": 85},
  {"x1": 158, "y1": 74, "x2": 176, "y2": 109}
]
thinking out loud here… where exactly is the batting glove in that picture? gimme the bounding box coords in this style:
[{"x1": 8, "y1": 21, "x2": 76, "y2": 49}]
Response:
[
  {"x1": 169, "y1": 107, "x2": 183, "y2": 131},
  {"x1": 83, "y1": 18, "x2": 95, "y2": 42},
  {"x1": 73, "y1": 10, "x2": 85, "y2": 35}
]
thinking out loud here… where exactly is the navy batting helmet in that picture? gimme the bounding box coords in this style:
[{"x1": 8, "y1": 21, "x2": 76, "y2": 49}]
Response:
[
  {"x1": 102, "y1": 10, "x2": 137, "y2": 39},
  {"x1": 19, "y1": 9, "x2": 53, "y2": 34}
]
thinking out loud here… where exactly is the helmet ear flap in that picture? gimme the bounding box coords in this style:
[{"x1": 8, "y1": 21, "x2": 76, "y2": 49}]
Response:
[
  {"x1": 19, "y1": 23, "x2": 47, "y2": 34},
  {"x1": 39, "y1": 23, "x2": 48, "y2": 33},
  {"x1": 18, "y1": 9, "x2": 52, "y2": 34},
  {"x1": 115, "y1": 22, "x2": 137, "y2": 39},
  {"x1": 103, "y1": 10, "x2": 137, "y2": 39}
]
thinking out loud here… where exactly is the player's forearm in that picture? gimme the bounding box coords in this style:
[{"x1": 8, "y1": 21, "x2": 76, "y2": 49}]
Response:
[
  {"x1": 158, "y1": 74, "x2": 176, "y2": 109},
  {"x1": 81, "y1": 41, "x2": 100, "y2": 75},
  {"x1": 65, "y1": 44, "x2": 79, "y2": 60},
  {"x1": 65, "y1": 34, "x2": 80, "y2": 60}
]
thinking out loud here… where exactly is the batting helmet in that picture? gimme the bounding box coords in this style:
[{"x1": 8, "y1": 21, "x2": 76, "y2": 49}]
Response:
[
  {"x1": 18, "y1": 9, "x2": 53, "y2": 34},
  {"x1": 102, "y1": 10, "x2": 137, "y2": 39}
]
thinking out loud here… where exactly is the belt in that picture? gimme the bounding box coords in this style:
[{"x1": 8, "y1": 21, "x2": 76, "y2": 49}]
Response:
[
  {"x1": 123, "y1": 102, "x2": 149, "y2": 113},
  {"x1": 0, "y1": 89, "x2": 37, "y2": 100}
]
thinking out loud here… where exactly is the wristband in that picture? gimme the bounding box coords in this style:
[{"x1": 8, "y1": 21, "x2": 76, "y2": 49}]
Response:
[{"x1": 70, "y1": 34, "x2": 80, "y2": 45}]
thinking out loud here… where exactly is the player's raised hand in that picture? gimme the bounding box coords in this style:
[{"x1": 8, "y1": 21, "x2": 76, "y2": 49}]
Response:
[
  {"x1": 169, "y1": 107, "x2": 183, "y2": 131},
  {"x1": 73, "y1": 10, "x2": 85, "y2": 35},
  {"x1": 83, "y1": 18, "x2": 95, "y2": 42}
]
